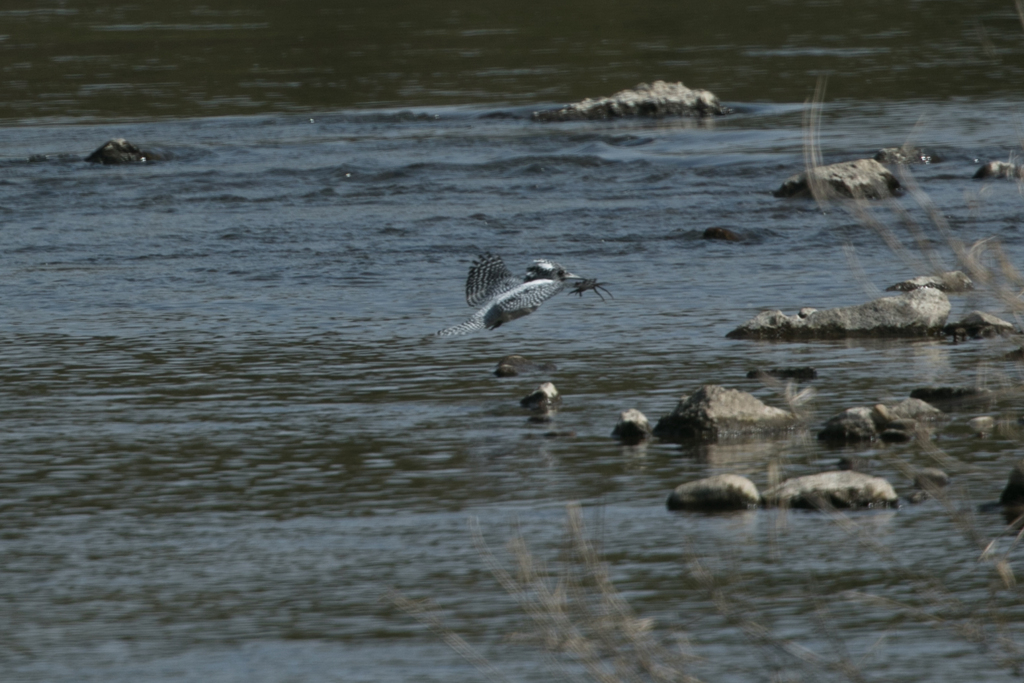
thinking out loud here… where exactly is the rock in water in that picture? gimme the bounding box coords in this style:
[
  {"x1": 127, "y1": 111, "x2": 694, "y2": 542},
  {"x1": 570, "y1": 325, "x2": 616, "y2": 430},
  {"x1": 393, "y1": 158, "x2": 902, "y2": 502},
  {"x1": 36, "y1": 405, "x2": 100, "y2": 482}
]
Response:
[
  {"x1": 763, "y1": 471, "x2": 898, "y2": 509},
  {"x1": 873, "y1": 146, "x2": 937, "y2": 165},
  {"x1": 652, "y1": 384, "x2": 795, "y2": 442},
  {"x1": 521, "y1": 382, "x2": 561, "y2": 412},
  {"x1": 974, "y1": 161, "x2": 1023, "y2": 179},
  {"x1": 885, "y1": 271, "x2": 973, "y2": 293},
  {"x1": 494, "y1": 354, "x2": 557, "y2": 377},
  {"x1": 726, "y1": 288, "x2": 950, "y2": 340},
  {"x1": 774, "y1": 159, "x2": 901, "y2": 199},
  {"x1": 612, "y1": 409, "x2": 652, "y2": 445},
  {"x1": 85, "y1": 138, "x2": 153, "y2": 164},
  {"x1": 667, "y1": 474, "x2": 760, "y2": 511},
  {"x1": 942, "y1": 311, "x2": 1015, "y2": 338},
  {"x1": 531, "y1": 81, "x2": 730, "y2": 122}
]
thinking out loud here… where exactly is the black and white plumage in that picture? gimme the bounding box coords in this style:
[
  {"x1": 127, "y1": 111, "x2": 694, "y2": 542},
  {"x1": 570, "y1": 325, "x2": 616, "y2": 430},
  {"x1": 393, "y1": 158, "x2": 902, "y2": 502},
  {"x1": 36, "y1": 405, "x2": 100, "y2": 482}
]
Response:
[{"x1": 436, "y1": 253, "x2": 582, "y2": 336}]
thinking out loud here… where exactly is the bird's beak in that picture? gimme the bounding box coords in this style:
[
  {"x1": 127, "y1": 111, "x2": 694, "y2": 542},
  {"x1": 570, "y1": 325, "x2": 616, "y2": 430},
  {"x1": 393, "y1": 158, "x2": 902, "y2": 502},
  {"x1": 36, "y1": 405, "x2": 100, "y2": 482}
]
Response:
[{"x1": 565, "y1": 272, "x2": 583, "y2": 280}]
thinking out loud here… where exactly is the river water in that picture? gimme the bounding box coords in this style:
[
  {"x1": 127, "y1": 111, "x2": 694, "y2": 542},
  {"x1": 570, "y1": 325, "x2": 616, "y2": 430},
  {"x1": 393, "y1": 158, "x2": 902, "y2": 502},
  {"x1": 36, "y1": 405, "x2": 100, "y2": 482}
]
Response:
[{"x1": 3, "y1": 2, "x2": 1024, "y2": 682}]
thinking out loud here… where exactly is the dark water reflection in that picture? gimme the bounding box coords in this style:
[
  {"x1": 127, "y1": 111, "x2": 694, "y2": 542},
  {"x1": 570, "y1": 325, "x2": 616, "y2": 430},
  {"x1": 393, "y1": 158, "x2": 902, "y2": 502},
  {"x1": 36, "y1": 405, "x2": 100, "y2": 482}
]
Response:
[{"x1": 2, "y1": 0, "x2": 1023, "y2": 121}]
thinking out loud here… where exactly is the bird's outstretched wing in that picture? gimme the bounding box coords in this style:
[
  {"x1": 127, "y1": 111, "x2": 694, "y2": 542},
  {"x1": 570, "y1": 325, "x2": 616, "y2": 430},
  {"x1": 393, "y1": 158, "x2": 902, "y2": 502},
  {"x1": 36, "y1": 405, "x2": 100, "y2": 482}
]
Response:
[
  {"x1": 436, "y1": 309, "x2": 487, "y2": 337},
  {"x1": 465, "y1": 253, "x2": 521, "y2": 307}
]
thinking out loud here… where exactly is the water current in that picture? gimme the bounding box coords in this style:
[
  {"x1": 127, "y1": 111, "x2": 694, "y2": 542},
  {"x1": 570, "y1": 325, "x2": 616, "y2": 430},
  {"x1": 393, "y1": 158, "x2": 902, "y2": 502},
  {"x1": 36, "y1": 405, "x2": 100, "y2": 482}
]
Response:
[{"x1": 3, "y1": 1, "x2": 1024, "y2": 681}]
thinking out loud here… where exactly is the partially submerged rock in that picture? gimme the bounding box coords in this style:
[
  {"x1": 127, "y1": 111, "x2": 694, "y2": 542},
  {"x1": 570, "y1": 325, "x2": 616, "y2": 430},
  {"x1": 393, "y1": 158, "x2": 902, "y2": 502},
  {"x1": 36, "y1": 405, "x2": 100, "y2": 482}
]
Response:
[
  {"x1": 942, "y1": 311, "x2": 1015, "y2": 339},
  {"x1": 981, "y1": 459, "x2": 1024, "y2": 519},
  {"x1": 666, "y1": 474, "x2": 760, "y2": 511},
  {"x1": 763, "y1": 471, "x2": 898, "y2": 509},
  {"x1": 746, "y1": 367, "x2": 817, "y2": 382},
  {"x1": 909, "y1": 386, "x2": 993, "y2": 411},
  {"x1": 885, "y1": 271, "x2": 973, "y2": 293},
  {"x1": 85, "y1": 138, "x2": 155, "y2": 164},
  {"x1": 612, "y1": 408, "x2": 652, "y2": 445},
  {"x1": 907, "y1": 467, "x2": 950, "y2": 503},
  {"x1": 874, "y1": 146, "x2": 937, "y2": 165},
  {"x1": 652, "y1": 384, "x2": 796, "y2": 442},
  {"x1": 773, "y1": 159, "x2": 901, "y2": 199},
  {"x1": 531, "y1": 81, "x2": 730, "y2": 122},
  {"x1": 817, "y1": 399, "x2": 941, "y2": 443},
  {"x1": 495, "y1": 354, "x2": 557, "y2": 377},
  {"x1": 1000, "y1": 459, "x2": 1024, "y2": 506},
  {"x1": 968, "y1": 415, "x2": 995, "y2": 436},
  {"x1": 817, "y1": 406, "x2": 879, "y2": 443},
  {"x1": 974, "y1": 161, "x2": 1023, "y2": 179},
  {"x1": 726, "y1": 288, "x2": 950, "y2": 340},
  {"x1": 521, "y1": 382, "x2": 561, "y2": 412},
  {"x1": 702, "y1": 227, "x2": 743, "y2": 242}
]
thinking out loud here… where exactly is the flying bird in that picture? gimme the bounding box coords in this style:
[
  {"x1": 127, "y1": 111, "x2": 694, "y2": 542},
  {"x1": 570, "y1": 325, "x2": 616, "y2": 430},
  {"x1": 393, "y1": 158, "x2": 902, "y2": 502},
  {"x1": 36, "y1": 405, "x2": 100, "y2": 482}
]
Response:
[{"x1": 436, "y1": 253, "x2": 585, "y2": 336}]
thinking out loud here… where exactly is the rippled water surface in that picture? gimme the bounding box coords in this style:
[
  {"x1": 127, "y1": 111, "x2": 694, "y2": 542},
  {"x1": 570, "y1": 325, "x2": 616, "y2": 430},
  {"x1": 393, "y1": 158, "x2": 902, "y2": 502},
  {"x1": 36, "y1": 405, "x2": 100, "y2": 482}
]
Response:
[{"x1": 3, "y1": 2, "x2": 1024, "y2": 682}]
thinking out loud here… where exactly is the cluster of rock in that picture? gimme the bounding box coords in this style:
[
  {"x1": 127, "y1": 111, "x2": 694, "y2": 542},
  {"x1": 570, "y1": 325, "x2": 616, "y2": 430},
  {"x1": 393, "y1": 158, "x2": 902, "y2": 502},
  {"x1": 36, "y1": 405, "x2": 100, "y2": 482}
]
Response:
[
  {"x1": 665, "y1": 458, "x2": 1024, "y2": 516},
  {"x1": 667, "y1": 469, "x2": 902, "y2": 511},
  {"x1": 531, "y1": 81, "x2": 731, "y2": 122},
  {"x1": 816, "y1": 398, "x2": 941, "y2": 443},
  {"x1": 726, "y1": 270, "x2": 1018, "y2": 343}
]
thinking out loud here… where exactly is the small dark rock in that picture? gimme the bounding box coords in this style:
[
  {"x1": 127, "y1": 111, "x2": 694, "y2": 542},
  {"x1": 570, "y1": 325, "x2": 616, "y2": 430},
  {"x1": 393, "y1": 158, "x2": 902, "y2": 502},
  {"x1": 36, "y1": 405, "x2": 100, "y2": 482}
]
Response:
[
  {"x1": 774, "y1": 159, "x2": 901, "y2": 200},
  {"x1": 702, "y1": 227, "x2": 743, "y2": 242},
  {"x1": 1000, "y1": 459, "x2": 1024, "y2": 506},
  {"x1": 837, "y1": 456, "x2": 868, "y2": 472},
  {"x1": 85, "y1": 138, "x2": 155, "y2": 164},
  {"x1": 747, "y1": 367, "x2": 817, "y2": 382},
  {"x1": 495, "y1": 354, "x2": 557, "y2": 377},
  {"x1": 909, "y1": 386, "x2": 994, "y2": 411}
]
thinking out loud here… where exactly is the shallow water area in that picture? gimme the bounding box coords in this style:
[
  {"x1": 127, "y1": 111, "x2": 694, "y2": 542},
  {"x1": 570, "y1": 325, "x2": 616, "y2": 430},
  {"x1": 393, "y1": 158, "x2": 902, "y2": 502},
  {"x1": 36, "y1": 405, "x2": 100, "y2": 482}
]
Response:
[{"x1": 4, "y1": 2, "x2": 1024, "y2": 681}]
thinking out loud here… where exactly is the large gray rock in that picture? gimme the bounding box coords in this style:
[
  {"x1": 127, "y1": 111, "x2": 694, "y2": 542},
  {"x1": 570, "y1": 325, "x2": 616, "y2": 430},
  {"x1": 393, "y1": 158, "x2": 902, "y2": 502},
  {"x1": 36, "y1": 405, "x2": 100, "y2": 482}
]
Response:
[
  {"x1": 774, "y1": 159, "x2": 901, "y2": 199},
  {"x1": 763, "y1": 471, "x2": 898, "y2": 509},
  {"x1": 612, "y1": 408, "x2": 652, "y2": 445},
  {"x1": 652, "y1": 384, "x2": 796, "y2": 442},
  {"x1": 974, "y1": 161, "x2": 1023, "y2": 179},
  {"x1": 531, "y1": 81, "x2": 730, "y2": 122},
  {"x1": 666, "y1": 474, "x2": 760, "y2": 511},
  {"x1": 885, "y1": 271, "x2": 973, "y2": 293},
  {"x1": 726, "y1": 288, "x2": 950, "y2": 340}
]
